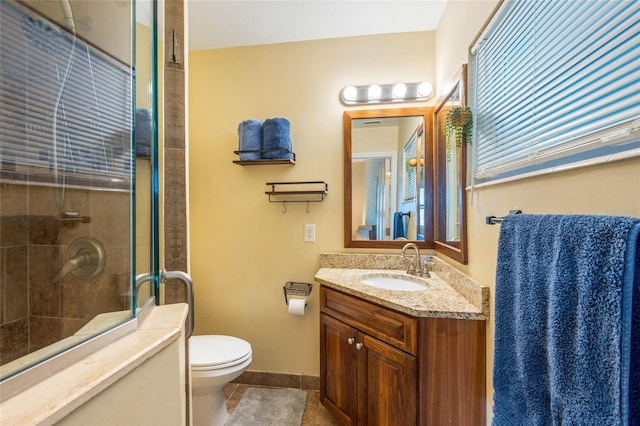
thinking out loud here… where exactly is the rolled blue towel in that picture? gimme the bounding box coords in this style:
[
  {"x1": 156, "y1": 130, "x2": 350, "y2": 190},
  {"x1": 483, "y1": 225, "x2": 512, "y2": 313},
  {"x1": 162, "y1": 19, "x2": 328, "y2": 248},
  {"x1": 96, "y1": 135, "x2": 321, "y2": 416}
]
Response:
[
  {"x1": 263, "y1": 118, "x2": 292, "y2": 159},
  {"x1": 135, "y1": 107, "x2": 152, "y2": 157},
  {"x1": 238, "y1": 119, "x2": 263, "y2": 160}
]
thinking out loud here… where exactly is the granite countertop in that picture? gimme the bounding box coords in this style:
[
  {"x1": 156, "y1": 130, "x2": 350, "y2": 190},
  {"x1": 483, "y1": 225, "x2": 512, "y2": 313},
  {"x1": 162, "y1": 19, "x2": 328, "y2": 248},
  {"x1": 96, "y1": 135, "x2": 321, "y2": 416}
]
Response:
[{"x1": 315, "y1": 254, "x2": 489, "y2": 320}]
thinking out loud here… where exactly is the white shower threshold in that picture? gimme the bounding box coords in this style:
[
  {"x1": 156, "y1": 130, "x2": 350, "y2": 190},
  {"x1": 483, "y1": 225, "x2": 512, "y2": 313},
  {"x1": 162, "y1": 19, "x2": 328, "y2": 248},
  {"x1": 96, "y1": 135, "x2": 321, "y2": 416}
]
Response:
[{"x1": 0, "y1": 303, "x2": 188, "y2": 425}]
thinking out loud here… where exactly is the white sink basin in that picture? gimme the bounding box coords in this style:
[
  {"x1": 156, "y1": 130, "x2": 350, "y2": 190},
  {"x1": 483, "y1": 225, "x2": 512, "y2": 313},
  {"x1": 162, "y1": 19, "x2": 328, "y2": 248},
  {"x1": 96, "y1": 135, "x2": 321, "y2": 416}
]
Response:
[{"x1": 361, "y1": 275, "x2": 428, "y2": 291}]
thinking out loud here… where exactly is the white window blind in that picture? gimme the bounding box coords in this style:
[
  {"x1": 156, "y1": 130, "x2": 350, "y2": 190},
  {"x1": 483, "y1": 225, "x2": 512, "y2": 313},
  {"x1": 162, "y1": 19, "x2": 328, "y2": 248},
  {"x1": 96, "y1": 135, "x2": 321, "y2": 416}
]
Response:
[{"x1": 470, "y1": 0, "x2": 640, "y2": 185}]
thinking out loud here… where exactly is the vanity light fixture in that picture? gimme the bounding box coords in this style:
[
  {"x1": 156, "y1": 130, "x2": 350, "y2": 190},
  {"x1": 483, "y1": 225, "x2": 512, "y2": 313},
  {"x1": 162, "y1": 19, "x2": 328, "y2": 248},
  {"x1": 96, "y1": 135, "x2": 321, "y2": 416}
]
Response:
[{"x1": 340, "y1": 81, "x2": 434, "y2": 105}]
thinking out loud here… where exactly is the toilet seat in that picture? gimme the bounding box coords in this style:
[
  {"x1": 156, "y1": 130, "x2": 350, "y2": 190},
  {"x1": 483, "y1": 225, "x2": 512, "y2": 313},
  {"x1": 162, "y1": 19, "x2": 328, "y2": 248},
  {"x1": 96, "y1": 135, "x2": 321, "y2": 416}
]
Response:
[{"x1": 190, "y1": 335, "x2": 252, "y2": 372}]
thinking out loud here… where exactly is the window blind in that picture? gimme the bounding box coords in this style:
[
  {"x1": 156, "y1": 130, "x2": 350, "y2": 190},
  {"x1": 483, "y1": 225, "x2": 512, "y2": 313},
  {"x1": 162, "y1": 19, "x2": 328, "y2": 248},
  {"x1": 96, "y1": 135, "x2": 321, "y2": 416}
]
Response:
[
  {"x1": 0, "y1": 1, "x2": 133, "y2": 190},
  {"x1": 470, "y1": 0, "x2": 640, "y2": 185}
]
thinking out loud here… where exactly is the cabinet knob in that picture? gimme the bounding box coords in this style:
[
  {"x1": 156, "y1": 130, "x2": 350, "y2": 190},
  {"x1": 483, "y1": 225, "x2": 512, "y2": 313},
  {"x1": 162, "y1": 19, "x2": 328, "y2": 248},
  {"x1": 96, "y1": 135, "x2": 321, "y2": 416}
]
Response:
[
  {"x1": 347, "y1": 337, "x2": 355, "y2": 345},
  {"x1": 355, "y1": 343, "x2": 364, "y2": 350}
]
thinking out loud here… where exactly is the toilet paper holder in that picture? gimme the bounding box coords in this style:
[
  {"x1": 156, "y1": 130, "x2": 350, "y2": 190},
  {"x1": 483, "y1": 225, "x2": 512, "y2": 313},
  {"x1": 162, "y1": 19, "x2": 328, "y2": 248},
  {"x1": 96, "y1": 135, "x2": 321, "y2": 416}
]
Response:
[{"x1": 283, "y1": 281, "x2": 313, "y2": 305}]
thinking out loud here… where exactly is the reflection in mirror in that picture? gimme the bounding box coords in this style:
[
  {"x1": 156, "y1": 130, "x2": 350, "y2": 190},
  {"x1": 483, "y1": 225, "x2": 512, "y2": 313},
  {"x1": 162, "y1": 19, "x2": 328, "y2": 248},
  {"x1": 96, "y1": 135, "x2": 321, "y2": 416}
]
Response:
[
  {"x1": 434, "y1": 65, "x2": 468, "y2": 263},
  {"x1": 344, "y1": 108, "x2": 433, "y2": 249}
]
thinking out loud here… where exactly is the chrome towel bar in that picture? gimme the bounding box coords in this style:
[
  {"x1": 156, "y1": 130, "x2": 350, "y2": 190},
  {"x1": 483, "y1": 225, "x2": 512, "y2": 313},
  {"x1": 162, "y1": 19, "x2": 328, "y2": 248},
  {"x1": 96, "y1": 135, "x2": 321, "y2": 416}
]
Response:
[{"x1": 486, "y1": 209, "x2": 522, "y2": 225}]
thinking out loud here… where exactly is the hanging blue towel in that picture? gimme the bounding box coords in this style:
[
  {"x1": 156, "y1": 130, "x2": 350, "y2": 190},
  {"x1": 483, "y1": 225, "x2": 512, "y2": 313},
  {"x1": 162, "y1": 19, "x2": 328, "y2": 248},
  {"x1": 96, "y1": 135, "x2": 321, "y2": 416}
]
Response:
[
  {"x1": 262, "y1": 117, "x2": 292, "y2": 159},
  {"x1": 393, "y1": 212, "x2": 406, "y2": 239},
  {"x1": 238, "y1": 119, "x2": 263, "y2": 160},
  {"x1": 135, "y1": 107, "x2": 152, "y2": 157},
  {"x1": 492, "y1": 214, "x2": 640, "y2": 426}
]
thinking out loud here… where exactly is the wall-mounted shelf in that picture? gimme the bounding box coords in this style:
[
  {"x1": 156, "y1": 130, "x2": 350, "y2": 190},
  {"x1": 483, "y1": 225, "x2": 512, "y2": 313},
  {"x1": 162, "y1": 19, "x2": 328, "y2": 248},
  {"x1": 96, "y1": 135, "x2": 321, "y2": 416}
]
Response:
[
  {"x1": 265, "y1": 181, "x2": 328, "y2": 203},
  {"x1": 233, "y1": 149, "x2": 296, "y2": 165}
]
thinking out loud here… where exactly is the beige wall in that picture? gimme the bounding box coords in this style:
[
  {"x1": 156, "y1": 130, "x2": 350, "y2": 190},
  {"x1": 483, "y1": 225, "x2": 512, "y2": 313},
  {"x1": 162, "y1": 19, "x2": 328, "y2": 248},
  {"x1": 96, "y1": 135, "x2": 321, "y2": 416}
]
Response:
[
  {"x1": 189, "y1": 31, "x2": 435, "y2": 375},
  {"x1": 435, "y1": 0, "x2": 640, "y2": 421},
  {"x1": 435, "y1": 0, "x2": 497, "y2": 97}
]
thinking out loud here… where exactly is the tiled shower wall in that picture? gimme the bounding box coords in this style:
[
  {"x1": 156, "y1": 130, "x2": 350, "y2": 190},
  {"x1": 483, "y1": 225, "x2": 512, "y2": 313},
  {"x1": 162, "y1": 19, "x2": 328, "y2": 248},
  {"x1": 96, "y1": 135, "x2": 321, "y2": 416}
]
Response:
[
  {"x1": 163, "y1": 0, "x2": 188, "y2": 303},
  {"x1": 0, "y1": 184, "x2": 130, "y2": 365}
]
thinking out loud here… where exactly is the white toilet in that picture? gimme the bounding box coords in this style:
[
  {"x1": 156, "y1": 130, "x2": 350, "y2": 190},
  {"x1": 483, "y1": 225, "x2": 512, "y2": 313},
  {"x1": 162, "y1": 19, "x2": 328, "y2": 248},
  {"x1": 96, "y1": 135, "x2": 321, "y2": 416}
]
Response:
[{"x1": 190, "y1": 335, "x2": 252, "y2": 426}]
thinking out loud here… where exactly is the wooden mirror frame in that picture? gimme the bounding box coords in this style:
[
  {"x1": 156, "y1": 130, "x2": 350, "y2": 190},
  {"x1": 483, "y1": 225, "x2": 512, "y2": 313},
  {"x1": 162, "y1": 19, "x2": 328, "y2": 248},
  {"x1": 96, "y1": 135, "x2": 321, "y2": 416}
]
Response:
[
  {"x1": 433, "y1": 64, "x2": 468, "y2": 264},
  {"x1": 344, "y1": 107, "x2": 434, "y2": 249}
]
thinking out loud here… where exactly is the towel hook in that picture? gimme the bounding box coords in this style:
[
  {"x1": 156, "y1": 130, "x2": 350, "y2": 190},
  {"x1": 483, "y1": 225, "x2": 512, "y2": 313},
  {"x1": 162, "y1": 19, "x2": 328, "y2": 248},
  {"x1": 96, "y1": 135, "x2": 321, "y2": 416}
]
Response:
[
  {"x1": 282, "y1": 201, "x2": 288, "y2": 214},
  {"x1": 306, "y1": 201, "x2": 310, "y2": 214}
]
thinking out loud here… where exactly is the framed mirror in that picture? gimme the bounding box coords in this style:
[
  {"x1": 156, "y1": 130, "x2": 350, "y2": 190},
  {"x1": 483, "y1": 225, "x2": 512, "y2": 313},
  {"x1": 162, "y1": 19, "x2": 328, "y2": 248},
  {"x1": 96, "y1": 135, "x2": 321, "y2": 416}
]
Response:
[
  {"x1": 434, "y1": 64, "x2": 468, "y2": 263},
  {"x1": 344, "y1": 108, "x2": 434, "y2": 248}
]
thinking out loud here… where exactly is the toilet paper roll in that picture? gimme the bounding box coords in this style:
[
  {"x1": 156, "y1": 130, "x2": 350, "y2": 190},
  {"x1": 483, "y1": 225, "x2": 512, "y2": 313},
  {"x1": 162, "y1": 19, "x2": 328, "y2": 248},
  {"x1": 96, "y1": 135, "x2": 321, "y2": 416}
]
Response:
[{"x1": 288, "y1": 298, "x2": 308, "y2": 316}]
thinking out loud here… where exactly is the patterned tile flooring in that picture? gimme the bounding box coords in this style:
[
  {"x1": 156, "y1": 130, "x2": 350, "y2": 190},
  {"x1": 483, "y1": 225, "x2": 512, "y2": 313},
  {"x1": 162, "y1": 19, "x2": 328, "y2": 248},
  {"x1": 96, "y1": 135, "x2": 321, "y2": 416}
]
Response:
[{"x1": 224, "y1": 383, "x2": 342, "y2": 425}]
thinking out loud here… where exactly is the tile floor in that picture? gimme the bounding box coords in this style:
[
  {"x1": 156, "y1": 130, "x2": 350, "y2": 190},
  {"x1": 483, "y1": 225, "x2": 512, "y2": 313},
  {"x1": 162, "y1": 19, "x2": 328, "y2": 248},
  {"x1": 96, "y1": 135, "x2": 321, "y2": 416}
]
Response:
[{"x1": 224, "y1": 383, "x2": 342, "y2": 425}]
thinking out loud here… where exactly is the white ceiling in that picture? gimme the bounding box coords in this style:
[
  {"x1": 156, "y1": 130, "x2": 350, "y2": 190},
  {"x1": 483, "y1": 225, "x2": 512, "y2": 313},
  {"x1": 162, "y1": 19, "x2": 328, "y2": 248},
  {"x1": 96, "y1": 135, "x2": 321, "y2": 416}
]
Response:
[{"x1": 187, "y1": 1, "x2": 448, "y2": 51}]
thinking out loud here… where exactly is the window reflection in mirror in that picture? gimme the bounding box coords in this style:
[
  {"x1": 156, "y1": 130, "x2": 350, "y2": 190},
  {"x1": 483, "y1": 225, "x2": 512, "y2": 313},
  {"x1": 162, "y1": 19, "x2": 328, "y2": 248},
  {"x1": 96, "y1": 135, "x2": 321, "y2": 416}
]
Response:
[
  {"x1": 344, "y1": 108, "x2": 434, "y2": 249},
  {"x1": 434, "y1": 65, "x2": 468, "y2": 263}
]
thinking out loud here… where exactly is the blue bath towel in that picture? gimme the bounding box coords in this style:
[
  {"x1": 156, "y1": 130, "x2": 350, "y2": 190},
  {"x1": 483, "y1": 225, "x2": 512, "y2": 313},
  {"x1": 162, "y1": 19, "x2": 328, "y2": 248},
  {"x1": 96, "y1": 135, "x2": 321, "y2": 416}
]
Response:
[
  {"x1": 238, "y1": 119, "x2": 263, "y2": 160},
  {"x1": 393, "y1": 212, "x2": 406, "y2": 239},
  {"x1": 262, "y1": 117, "x2": 292, "y2": 159},
  {"x1": 493, "y1": 214, "x2": 640, "y2": 426}
]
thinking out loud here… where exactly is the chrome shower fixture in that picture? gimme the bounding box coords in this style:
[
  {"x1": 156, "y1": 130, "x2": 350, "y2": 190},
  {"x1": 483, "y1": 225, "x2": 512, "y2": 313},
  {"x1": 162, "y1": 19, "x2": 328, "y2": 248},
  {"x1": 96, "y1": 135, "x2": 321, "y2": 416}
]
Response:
[{"x1": 52, "y1": 237, "x2": 106, "y2": 283}]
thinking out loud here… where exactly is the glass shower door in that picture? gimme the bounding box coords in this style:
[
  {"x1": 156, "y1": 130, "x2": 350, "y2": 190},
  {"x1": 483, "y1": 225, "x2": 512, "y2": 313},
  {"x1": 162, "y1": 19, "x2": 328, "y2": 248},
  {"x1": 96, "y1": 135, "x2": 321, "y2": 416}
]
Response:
[{"x1": 0, "y1": 0, "x2": 158, "y2": 384}]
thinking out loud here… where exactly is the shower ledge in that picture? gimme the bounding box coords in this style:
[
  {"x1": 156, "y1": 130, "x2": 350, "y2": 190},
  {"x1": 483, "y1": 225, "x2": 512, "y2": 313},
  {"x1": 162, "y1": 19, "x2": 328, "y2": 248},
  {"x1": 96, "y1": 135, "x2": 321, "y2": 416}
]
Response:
[{"x1": 0, "y1": 303, "x2": 188, "y2": 425}]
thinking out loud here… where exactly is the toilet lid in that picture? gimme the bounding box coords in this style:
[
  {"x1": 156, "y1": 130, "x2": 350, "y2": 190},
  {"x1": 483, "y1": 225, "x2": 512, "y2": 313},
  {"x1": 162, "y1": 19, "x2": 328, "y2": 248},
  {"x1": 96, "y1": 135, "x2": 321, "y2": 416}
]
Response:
[{"x1": 190, "y1": 335, "x2": 252, "y2": 369}]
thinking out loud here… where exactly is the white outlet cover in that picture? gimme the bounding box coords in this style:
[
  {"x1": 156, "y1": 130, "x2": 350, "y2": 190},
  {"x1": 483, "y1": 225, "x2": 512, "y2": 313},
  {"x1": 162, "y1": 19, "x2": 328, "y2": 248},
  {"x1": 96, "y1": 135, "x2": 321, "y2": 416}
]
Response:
[{"x1": 304, "y1": 224, "x2": 315, "y2": 242}]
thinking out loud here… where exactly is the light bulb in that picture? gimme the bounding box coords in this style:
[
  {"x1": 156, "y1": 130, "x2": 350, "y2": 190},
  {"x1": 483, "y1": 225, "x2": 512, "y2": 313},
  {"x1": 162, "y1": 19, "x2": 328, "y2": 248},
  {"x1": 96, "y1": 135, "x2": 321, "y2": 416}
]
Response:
[
  {"x1": 342, "y1": 86, "x2": 357, "y2": 102},
  {"x1": 417, "y1": 82, "x2": 433, "y2": 98},
  {"x1": 368, "y1": 84, "x2": 382, "y2": 100},
  {"x1": 392, "y1": 83, "x2": 407, "y2": 99}
]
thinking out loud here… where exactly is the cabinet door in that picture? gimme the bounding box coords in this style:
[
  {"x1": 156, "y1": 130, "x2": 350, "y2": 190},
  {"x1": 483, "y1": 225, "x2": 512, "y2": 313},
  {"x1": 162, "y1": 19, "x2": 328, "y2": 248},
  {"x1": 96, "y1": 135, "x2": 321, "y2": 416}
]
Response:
[
  {"x1": 321, "y1": 313, "x2": 358, "y2": 425},
  {"x1": 358, "y1": 332, "x2": 417, "y2": 426}
]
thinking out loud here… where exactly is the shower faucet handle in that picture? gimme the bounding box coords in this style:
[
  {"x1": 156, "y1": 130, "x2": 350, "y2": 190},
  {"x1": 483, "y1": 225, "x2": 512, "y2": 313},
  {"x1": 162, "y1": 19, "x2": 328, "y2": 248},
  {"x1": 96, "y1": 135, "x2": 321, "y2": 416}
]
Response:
[{"x1": 51, "y1": 237, "x2": 105, "y2": 283}]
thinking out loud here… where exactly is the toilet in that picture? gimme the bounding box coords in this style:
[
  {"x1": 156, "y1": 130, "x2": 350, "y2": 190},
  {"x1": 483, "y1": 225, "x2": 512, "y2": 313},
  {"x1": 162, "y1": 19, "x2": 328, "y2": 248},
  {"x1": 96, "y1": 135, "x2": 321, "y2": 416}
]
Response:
[{"x1": 190, "y1": 335, "x2": 252, "y2": 426}]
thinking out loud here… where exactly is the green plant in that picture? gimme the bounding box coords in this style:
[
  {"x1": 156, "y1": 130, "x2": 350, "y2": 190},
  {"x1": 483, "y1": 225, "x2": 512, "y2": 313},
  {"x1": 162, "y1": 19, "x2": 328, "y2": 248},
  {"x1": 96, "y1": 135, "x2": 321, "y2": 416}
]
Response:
[{"x1": 444, "y1": 106, "x2": 473, "y2": 162}]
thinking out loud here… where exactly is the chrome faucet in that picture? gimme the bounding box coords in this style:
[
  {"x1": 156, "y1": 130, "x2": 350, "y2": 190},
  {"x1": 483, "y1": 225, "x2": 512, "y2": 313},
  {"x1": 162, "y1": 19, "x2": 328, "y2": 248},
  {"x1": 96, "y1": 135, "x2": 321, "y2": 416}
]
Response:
[
  {"x1": 401, "y1": 243, "x2": 431, "y2": 277},
  {"x1": 401, "y1": 243, "x2": 422, "y2": 275}
]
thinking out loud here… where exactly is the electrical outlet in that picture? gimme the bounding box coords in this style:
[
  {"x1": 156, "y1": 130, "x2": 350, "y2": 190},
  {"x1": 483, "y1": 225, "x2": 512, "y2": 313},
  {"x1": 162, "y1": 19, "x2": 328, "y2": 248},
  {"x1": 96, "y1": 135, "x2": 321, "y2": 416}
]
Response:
[{"x1": 304, "y1": 224, "x2": 316, "y2": 242}]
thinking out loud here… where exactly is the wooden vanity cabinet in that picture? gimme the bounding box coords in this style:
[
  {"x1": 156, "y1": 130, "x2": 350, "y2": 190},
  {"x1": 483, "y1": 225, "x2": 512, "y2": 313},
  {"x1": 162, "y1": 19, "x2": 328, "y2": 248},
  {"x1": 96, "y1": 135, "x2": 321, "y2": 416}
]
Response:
[
  {"x1": 321, "y1": 313, "x2": 416, "y2": 425},
  {"x1": 320, "y1": 286, "x2": 486, "y2": 426}
]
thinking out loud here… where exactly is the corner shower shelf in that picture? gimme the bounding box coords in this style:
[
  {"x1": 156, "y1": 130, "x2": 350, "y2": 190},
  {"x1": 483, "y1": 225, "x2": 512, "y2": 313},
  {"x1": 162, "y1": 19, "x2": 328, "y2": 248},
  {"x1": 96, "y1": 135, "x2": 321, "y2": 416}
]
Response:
[
  {"x1": 233, "y1": 149, "x2": 296, "y2": 165},
  {"x1": 265, "y1": 181, "x2": 328, "y2": 203}
]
